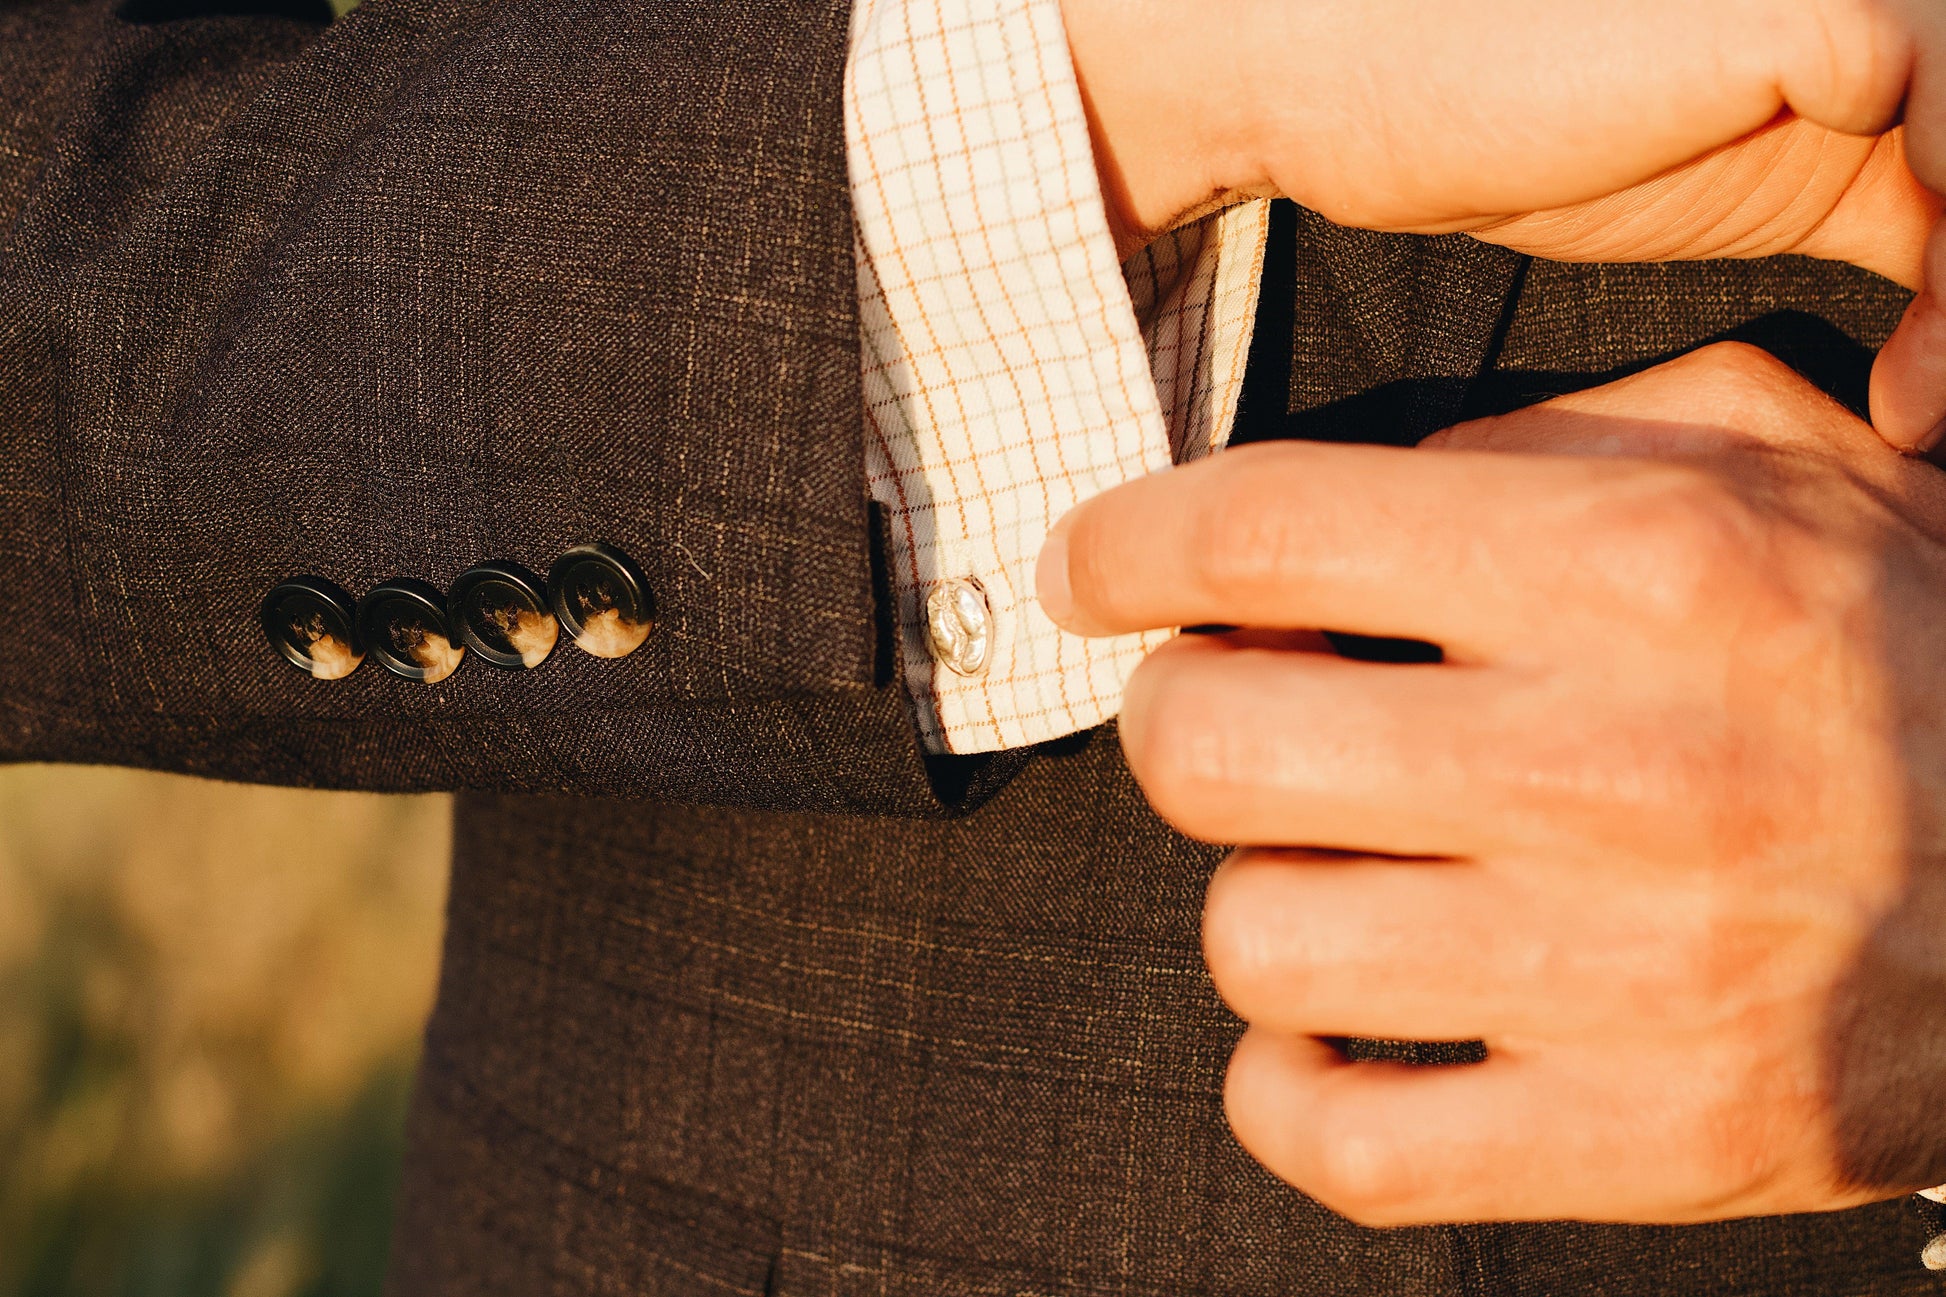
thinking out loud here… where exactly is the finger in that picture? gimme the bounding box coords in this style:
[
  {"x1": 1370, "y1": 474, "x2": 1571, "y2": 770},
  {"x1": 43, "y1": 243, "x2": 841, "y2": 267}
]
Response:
[
  {"x1": 1037, "y1": 440, "x2": 1651, "y2": 649},
  {"x1": 1871, "y1": 218, "x2": 1946, "y2": 451},
  {"x1": 1224, "y1": 1031, "x2": 1623, "y2": 1225},
  {"x1": 1221, "y1": 1030, "x2": 1871, "y2": 1225},
  {"x1": 1204, "y1": 850, "x2": 1600, "y2": 1042},
  {"x1": 1790, "y1": 128, "x2": 1941, "y2": 290},
  {"x1": 1120, "y1": 636, "x2": 1554, "y2": 857},
  {"x1": 1770, "y1": 0, "x2": 1916, "y2": 140},
  {"x1": 1891, "y1": 0, "x2": 1946, "y2": 196},
  {"x1": 1860, "y1": 0, "x2": 1946, "y2": 452}
]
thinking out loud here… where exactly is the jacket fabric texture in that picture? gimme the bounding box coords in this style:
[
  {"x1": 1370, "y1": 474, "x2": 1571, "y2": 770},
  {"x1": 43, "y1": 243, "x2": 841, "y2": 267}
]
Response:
[{"x1": 1, "y1": 1, "x2": 1937, "y2": 1292}]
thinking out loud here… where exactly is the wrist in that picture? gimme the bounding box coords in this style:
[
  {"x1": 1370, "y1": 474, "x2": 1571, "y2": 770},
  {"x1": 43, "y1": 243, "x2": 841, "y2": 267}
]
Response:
[{"x1": 1060, "y1": 0, "x2": 1275, "y2": 258}]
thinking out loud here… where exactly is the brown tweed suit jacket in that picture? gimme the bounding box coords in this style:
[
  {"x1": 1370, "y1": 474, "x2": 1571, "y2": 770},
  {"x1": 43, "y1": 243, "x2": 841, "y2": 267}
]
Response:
[{"x1": 2, "y1": 1, "x2": 1937, "y2": 1292}]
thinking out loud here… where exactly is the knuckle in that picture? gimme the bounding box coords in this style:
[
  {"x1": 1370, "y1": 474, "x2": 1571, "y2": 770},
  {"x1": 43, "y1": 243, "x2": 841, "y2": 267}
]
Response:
[
  {"x1": 1670, "y1": 342, "x2": 1831, "y2": 440},
  {"x1": 1114, "y1": 649, "x2": 1167, "y2": 763},
  {"x1": 1689, "y1": 343, "x2": 1820, "y2": 430},
  {"x1": 1655, "y1": 888, "x2": 1758, "y2": 1016},
  {"x1": 1755, "y1": 519, "x2": 1876, "y2": 645},
  {"x1": 1201, "y1": 861, "x2": 1288, "y2": 1011},
  {"x1": 1662, "y1": 869, "x2": 1830, "y2": 1027},
  {"x1": 1560, "y1": 707, "x2": 1785, "y2": 866},
  {"x1": 1200, "y1": 866, "x2": 1254, "y2": 985},
  {"x1": 1692, "y1": 340, "x2": 1798, "y2": 396},
  {"x1": 1578, "y1": 465, "x2": 1765, "y2": 623},
  {"x1": 1587, "y1": 470, "x2": 1871, "y2": 677},
  {"x1": 1784, "y1": 0, "x2": 1908, "y2": 130},
  {"x1": 1311, "y1": 1124, "x2": 1418, "y2": 1223},
  {"x1": 1118, "y1": 653, "x2": 1228, "y2": 835}
]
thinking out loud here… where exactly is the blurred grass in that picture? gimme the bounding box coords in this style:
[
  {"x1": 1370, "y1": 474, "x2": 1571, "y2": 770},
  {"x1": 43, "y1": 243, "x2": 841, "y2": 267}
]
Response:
[
  {"x1": 0, "y1": 767, "x2": 450, "y2": 1297},
  {"x1": 5, "y1": 5, "x2": 472, "y2": 1293}
]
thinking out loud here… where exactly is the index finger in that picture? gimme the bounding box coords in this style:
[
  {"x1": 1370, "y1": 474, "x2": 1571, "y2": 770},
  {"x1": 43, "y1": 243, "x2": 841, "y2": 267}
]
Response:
[
  {"x1": 1889, "y1": 0, "x2": 1946, "y2": 195},
  {"x1": 1034, "y1": 439, "x2": 1670, "y2": 654}
]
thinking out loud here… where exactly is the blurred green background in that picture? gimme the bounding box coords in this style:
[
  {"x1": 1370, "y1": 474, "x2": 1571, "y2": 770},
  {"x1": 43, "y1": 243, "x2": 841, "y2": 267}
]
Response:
[
  {"x1": 8, "y1": 5, "x2": 469, "y2": 1296},
  {"x1": 0, "y1": 769, "x2": 450, "y2": 1297}
]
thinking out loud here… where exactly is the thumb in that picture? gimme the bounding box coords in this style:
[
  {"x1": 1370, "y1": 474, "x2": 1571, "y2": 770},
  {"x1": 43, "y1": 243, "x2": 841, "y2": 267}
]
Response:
[{"x1": 1871, "y1": 218, "x2": 1946, "y2": 452}]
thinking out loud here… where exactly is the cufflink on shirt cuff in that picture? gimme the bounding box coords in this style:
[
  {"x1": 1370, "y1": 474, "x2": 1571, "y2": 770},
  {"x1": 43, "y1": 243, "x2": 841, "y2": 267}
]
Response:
[{"x1": 925, "y1": 578, "x2": 992, "y2": 677}]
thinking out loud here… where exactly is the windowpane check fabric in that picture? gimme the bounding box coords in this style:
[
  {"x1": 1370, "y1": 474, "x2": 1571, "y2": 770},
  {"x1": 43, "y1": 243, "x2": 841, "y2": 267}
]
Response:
[{"x1": 846, "y1": 0, "x2": 1268, "y2": 754}]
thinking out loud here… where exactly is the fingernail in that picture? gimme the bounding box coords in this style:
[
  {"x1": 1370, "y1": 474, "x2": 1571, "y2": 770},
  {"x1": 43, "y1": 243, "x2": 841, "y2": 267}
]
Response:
[{"x1": 1036, "y1": 513, "x2": 1076, "y2": 627}]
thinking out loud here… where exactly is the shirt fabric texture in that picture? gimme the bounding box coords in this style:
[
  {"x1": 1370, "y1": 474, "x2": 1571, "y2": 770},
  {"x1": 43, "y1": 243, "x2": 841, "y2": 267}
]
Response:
[{"x1": 846, "y1": 0, "x2": 1268, "y2": 754}]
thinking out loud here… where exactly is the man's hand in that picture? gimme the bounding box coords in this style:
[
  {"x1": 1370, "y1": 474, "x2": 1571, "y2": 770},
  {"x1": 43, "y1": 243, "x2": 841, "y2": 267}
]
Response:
[
  {"x1": 1036, "y1": 343, "x2": 1946, "y2": 1223},
  {"x1": 1064, "y1": 0, "x2": 1946, "y2": 440},
  {"x1": 1067, "y1": 0, "x2": 1943, "y2": 272}
]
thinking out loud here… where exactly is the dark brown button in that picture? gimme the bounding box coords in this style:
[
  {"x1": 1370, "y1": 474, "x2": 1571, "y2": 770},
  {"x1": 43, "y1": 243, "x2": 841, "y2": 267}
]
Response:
[
  {"x1": 548, "y1": 542, "x2": 653, "y2": 659},
  {"x1": 260, "y1": 577, "x2": 363, "y2": 680},
  {"x1": 448, "y1": 561, "x2": 558, "y2": 670},
  {"x1": 356, "y1": 578, "x2": 465, "y2": 683}
]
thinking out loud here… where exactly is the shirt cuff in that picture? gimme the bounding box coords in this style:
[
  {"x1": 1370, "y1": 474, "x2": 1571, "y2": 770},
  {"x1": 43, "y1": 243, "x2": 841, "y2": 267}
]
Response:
[{"x1": 847, "y1": 0, "x2": 1266, "y2": 754}]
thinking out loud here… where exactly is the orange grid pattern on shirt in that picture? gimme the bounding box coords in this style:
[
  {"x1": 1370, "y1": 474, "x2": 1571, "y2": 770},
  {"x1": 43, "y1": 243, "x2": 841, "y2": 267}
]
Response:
[{"x1": 847, "y1": 0, "x2": 1268, "y2": 754}]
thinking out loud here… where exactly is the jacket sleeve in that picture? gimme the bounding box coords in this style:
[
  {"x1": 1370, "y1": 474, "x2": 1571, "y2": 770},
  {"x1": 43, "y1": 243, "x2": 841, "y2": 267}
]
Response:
[{"x1": 0, "y1": 0, "x2": 979, "y2": 814}]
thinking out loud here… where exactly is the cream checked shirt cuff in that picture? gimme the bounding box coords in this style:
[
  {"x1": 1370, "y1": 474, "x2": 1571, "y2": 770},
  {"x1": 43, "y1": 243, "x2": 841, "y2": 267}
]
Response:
[{"x1": 847, "y1": 0, "x2": 1270, "y2": 755}]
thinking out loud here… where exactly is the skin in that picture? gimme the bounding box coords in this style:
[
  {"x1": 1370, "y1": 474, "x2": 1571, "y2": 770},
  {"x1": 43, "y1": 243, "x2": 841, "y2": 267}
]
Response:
[
  {"x1": 1037, "y1": 343, "x2": 1946, "y2": 1221},
  {"x1": 1050, "y1": 0, "x2": 1946, "y2": 1219},
  {"x1": 1060, "y1": 0, "x2": 1946, "y2": 436}
]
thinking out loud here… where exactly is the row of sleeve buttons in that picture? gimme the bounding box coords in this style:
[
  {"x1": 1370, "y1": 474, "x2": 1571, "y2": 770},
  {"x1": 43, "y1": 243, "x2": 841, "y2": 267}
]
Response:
[{"x1": 259, "y1": 543, "x2": 654, "y2": 683}]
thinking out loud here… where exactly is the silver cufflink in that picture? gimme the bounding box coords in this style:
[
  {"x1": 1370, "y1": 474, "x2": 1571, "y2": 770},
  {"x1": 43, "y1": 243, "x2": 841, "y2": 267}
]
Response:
[{"x1": 925, "y1": 578, "x2": 992, "y2": 677}]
